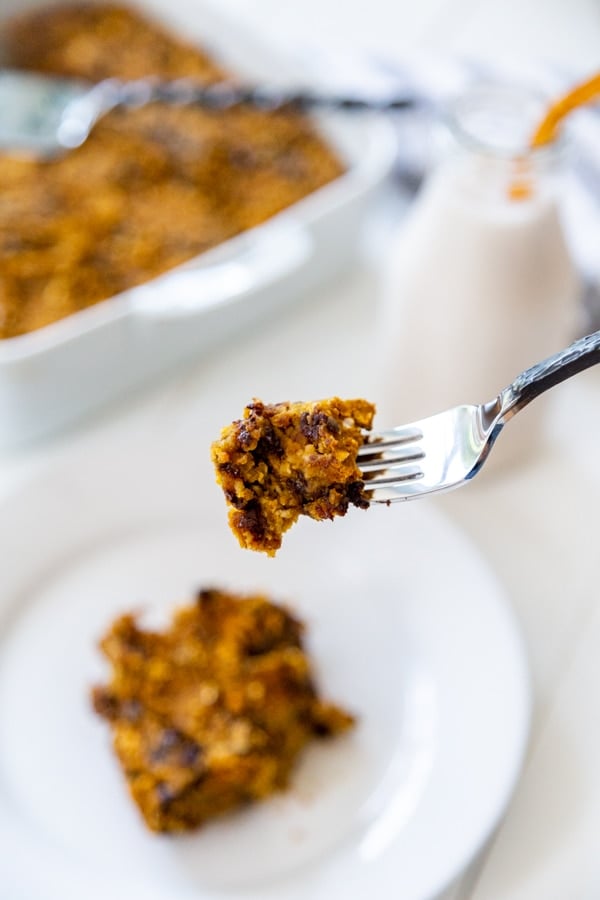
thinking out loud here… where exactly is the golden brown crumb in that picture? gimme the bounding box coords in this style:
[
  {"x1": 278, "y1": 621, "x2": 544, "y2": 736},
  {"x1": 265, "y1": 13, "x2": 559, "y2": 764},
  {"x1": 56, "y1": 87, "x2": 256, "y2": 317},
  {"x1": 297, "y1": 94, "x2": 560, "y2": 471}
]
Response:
[
  {"x1": 92, "y1": 588, "x2": 354, "y2": 833},
  {"x1": 211, "y1": 398, "x2": 375, "y2": 555},
  {"x1": 0, "y1": 3, "x2": 344, "y2": 338}
]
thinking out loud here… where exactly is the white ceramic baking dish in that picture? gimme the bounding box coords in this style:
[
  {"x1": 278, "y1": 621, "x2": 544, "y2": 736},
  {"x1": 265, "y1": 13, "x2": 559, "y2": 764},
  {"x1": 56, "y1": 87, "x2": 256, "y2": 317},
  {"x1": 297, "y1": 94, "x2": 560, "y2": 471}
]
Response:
[{"x1": 0, "y1": 0, "x2": 396, "y2": 449}]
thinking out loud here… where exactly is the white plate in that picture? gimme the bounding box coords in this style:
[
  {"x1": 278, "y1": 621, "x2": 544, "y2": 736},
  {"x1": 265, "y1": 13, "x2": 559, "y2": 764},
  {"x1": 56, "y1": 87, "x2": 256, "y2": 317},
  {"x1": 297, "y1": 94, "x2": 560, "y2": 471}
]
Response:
[{"x1": 0, "y1": 441, "x2": 530, "y2": 900}]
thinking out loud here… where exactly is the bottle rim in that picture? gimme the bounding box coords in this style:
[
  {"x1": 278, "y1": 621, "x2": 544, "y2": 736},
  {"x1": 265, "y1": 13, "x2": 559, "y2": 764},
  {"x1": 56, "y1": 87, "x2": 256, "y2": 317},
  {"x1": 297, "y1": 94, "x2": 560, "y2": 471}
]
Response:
[{"x1": 443, "y1": 82, "x2": 568, "y2": 164}]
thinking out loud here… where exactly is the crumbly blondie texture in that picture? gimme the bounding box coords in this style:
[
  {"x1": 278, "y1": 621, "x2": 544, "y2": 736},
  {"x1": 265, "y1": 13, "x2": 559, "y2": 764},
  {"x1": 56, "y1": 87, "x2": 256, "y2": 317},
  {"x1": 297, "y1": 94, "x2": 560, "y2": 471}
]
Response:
[
  {"x1": 212, "y1": 398, "x2": 375, "y2": 555},
  {"x1": 0, "y1": 3, "x2": 344, "y2": 338},
  {"x1": 92, "y1": 588, "x2": 354, "y2": 833}
]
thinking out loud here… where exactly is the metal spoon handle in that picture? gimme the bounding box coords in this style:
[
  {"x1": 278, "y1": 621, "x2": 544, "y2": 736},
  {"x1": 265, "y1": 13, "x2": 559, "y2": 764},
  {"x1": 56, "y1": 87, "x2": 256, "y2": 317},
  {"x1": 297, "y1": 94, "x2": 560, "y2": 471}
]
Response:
[{"x1": 104, "y1": 76, "x2": 418, "y2": 113}]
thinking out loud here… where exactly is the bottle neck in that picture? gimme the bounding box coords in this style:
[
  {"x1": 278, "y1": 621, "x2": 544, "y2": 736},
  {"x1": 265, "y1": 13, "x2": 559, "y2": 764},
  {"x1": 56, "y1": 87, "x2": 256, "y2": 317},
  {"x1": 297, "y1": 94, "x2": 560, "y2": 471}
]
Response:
[{"x1": 442, "y1": 85, "x2": 566, "y2": 207}]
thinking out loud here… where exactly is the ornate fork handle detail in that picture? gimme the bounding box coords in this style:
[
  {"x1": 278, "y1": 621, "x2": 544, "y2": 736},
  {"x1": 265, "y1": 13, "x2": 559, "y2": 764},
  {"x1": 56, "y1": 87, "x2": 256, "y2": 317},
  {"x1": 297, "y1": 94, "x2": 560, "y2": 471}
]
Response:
[{"x1": 499, "y1": 329, "x2": 600, "y2": 421}]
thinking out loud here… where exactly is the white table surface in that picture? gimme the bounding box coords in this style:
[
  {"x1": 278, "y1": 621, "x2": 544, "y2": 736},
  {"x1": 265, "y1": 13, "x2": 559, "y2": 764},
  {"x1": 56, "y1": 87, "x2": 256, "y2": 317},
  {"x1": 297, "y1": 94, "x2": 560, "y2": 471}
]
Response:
[{"x1": 2, "y1": 1, "x2": 600, "y2": 898}]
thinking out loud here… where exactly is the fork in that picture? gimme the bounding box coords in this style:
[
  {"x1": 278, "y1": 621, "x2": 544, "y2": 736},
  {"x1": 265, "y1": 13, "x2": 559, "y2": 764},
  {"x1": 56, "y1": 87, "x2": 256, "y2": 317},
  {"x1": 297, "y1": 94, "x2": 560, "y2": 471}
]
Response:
[{"x1": 358, "y1": 329, "x2": 600, "y2": 502}]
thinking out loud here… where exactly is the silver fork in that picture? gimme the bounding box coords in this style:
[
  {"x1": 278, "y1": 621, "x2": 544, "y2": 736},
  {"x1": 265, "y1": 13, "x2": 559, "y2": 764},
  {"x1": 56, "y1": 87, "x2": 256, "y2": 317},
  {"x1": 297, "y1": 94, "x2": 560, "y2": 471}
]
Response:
[{"x1": 359, "y1": 329, "x2": 600, "y2": 502}]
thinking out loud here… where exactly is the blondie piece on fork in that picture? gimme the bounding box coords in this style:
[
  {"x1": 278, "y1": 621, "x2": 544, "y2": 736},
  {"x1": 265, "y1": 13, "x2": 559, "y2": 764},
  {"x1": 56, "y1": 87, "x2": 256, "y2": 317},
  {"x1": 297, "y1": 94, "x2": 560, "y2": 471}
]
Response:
[{"x1": 211, "y1": 397, "x2": 376, "y2": 555}]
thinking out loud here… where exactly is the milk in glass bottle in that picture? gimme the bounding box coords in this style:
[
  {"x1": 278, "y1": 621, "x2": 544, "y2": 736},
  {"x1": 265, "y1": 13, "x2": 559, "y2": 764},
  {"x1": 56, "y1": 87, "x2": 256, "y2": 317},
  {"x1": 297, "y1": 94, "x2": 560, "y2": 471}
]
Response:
[{"x1": 377, "y1": 85, "x2": 581, "y2": 467}]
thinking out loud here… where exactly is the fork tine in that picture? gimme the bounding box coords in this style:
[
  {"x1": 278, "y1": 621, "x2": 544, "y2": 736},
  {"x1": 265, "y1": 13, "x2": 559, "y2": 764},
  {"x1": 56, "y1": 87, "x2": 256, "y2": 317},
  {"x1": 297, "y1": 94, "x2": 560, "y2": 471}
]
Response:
[
  {"x1": 358, "y1": 446, "x2": 425, "y2": 472},
  {"x1": 358, "y1": 424, "x2": 425, "y2": 492},
  {"x1": 357, "y1": 425, "x2": 423, "y2": 455},
  {"x1": 362, "y1": 464, "x2": 424, "y2": 489}
]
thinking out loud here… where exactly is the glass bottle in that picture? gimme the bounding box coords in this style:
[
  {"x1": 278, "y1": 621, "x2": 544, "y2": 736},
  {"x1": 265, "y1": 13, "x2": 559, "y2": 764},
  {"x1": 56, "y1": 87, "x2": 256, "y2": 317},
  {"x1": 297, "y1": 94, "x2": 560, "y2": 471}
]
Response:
[{"x1": 376, "y1": 85, "x2": 582, "y2": 467}]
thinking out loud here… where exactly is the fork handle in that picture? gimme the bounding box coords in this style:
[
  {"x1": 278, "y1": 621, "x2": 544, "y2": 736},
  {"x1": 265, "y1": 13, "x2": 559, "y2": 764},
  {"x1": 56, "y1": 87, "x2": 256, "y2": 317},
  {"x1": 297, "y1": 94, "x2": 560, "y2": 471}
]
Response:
[{"x1": 498, "y1": 329, "x2": 600, "y2": 420}]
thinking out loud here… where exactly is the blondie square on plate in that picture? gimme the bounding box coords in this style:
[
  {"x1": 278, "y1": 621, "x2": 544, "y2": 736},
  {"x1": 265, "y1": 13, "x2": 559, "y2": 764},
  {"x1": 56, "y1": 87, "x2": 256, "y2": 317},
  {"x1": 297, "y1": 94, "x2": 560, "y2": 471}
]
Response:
[{"x1": 92, "y1": 589, "x2": 354, "y2": 833}]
